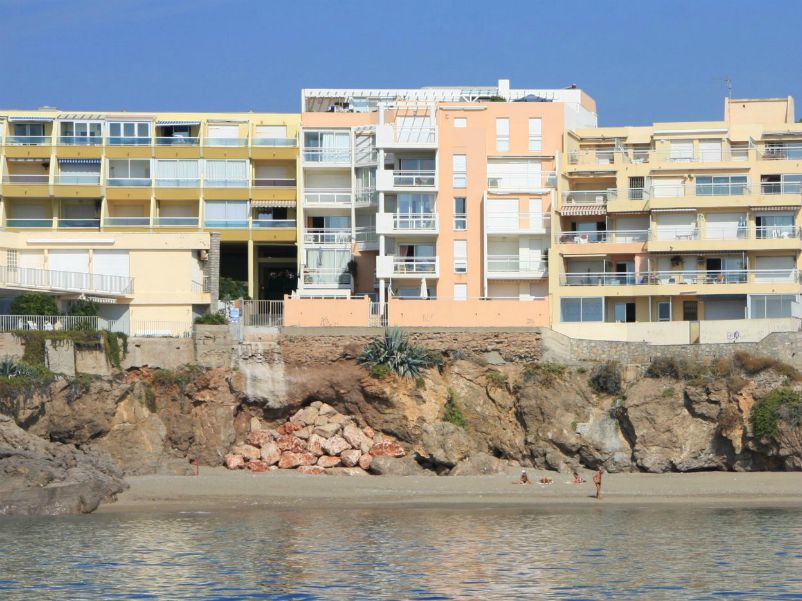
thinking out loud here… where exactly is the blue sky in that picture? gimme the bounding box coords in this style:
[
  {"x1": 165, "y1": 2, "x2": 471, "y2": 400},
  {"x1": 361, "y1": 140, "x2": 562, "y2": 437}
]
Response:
[{"x1": 3, "y1": 0, "x2": 801, "y2": 125}]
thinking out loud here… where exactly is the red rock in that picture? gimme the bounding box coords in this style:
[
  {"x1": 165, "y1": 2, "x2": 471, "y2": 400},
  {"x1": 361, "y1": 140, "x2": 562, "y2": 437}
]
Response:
[
  {"x1": 358, "y1": 453, "x2": 373, "y2": 471},
  {"x1": 298, "y1": 452, "x2": 317, "y2": 466},
  {"x1": 295, "y1": 426, "x2": 312, "y2": 440},
  {"x1": 278, "y1": 452, "x2": 302, "y2": 469},
  {"x1": 340, "y1": 449, "x2": 361, "y2": 467},
  {"x1": 322, "y1": 435, "x2": 351, "y2": 456},
  {"x1": 298, "y1": 465, "x2": 325, "y2": 475},
  {"x1": 247, "y1": 460, "x2": 270, "y2": 472},
  {"x1": 246, "y1": 429, "x2": 274, "y2": 447},
  {"x1": 317, "y1": 455, "x2": 342, "y2": 468},
  {"x1": 370, "y1": 441, "x2": 406, "y2": 458},
  {"x1": 314, "y1": 422, "x2": 341, "y2": 439},
  {"x1": 276, "y1": 424, "x2": 288, "y2": 435},
  {"x1": 233, "y1": 444, "x2": 261, "y2": 461},
  {"x1": 276, "y1": 435, "x2": 306, "y2": 453},
  {"x1": 284, "y1": 421, "x2": 305, "y2": 434},
  {"x1": 363, "y1": 426, "x2": 376, "y2": 439},
  {"x1": 224, "y1": 454, "x2": 245, "y2": 469},
  {"x1": 307, "y1": 434, "x2": 326, "y2": 456},
  {"x1": 260, "y1": 441, "x2": 281, "y2": 465}
]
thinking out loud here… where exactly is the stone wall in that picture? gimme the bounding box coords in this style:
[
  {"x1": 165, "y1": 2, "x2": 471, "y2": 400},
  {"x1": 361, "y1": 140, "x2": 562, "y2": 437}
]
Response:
[
  {"x1": 122, "y1": 338, "x2": 195, "y2": 370},
  {"x1": 194, "y1": 325, "x2": 234, "y2": 369},
  {"x1": 44, "y1": 339, "x2": 75, "y2": 377},
  {"x1": 75, "y1": 348, "x2": 112, "y2": 376},
  {"x1": 0, "y1": 333, "x2": 25, "y2": 361}
]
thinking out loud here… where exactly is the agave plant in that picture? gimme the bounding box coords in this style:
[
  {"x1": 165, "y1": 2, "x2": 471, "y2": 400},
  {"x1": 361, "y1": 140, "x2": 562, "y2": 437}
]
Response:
[
  {"x1": 0, "y1": 357, "x2": 36, "y2": 378},
  {"x1": 358, "y1": 327, "x2": 439, "y2": 378}
]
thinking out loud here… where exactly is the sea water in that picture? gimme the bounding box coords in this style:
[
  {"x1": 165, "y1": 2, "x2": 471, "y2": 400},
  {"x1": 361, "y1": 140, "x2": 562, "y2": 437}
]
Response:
[{"x1": 1, "y1": 506, "x2": 800, "y2": 599}]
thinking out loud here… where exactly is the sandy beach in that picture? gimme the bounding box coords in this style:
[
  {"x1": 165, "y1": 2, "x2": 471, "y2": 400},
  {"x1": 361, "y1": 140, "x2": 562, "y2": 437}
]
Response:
[{"x1": 99, "y1": 468, "x2": 802, "y2": 513}]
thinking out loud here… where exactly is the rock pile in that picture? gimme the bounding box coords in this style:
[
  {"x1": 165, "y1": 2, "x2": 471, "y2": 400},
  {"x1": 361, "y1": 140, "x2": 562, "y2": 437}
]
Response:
[{"x1": 224, "y1": 402, "x2": 406, "y2": 475}]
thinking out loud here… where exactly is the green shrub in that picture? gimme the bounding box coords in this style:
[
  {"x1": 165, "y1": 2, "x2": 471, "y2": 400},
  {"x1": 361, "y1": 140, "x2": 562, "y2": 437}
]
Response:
[
  {"x1": 751, "y1": 387, "x2": 802, "y2": 440},
  {"x1": 590, "y1": 361, "x2": 622, "y2": 395},
  {"x1": 733, "y1": 351, "x2": 801, "y2": 381},
  {"x1": 523, "y1": 362, "x2": 567, "y2": 386},
  {"x1": 66, "y1": 300, "x2": 99, "y2": 317},
  {"x1": 219, "y1": 277, "x2": 248, "y2": 301},
  {"x1": 358, "y1": 328, "x2": 440, "y2": 378},
  {"x1": 103, "y1": 330, "x2": 127, "y2": 369},
  {"x1": 11, "y1": 292, "x2": 58, "y2": 316},
  {"x1": 661, "y1": 386, "x2": 675, "y2": 398},
  {"x1": 369, "y1": 364, "x2": 392, "y2": 380},
  {"x1": 67, "y1": 373, "x2": 96, "y2": 403},
  {"x1": 15, "y1": 330, "x2": 102, "y2": 367},
  {"x1": 142, "y1": 384, "x2": 157, "y2": 413},
  {"x1": 194, "y1": 312, "x2": 228, "y2": 325},
  {"x1": 486, "y1": 369, "x2": 508, "y2": 389},
  {"x1": 151, "y1": 364, "x2": 204, "y2": 393},
  {"x1": 645, "y1": 356, "x2": 710, "y2": 382},
  {"x1": 443, "y1": 388, "x2": 466, "y2": 428},
  {"x1": 0, "y1": 358, "x2": 55, "y2": 418}
]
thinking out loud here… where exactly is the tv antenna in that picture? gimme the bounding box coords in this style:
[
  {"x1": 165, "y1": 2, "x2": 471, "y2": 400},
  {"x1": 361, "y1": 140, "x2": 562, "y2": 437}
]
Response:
[{"x1": 715, "y1": 76, "x2": 733, "y2": 99}]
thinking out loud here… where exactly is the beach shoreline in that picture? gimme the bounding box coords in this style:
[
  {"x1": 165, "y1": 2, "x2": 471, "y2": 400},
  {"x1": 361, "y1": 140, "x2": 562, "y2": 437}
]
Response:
[{"x1": 97, "y1": 468, "x2": 802, "y2": 513}]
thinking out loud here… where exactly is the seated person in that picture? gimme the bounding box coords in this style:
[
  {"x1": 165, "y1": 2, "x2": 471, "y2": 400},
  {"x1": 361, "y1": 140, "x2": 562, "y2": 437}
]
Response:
[
  {"x1": 513, "y1": 470, "x2": 531, "y2": 485},
  {"x1": 539, "y1": 475, "x2": 553, "y2": 485},
  {"x1": 572, "y1": 471, "x2": 586, "y2": 484}
]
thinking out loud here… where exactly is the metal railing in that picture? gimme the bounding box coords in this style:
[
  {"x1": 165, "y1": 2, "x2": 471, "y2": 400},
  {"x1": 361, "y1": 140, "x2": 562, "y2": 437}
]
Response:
[
  {"x1": 567, "y1": 149, "x2": 618, "y2": 165},
  {"x1": 3, "y1": 174, "x2": 49, "y2": 184},
  {"x1": 204, "y1": 137, "x2": 248, "y2": 146},
  {"x1": 647, "y1": 183, "x2": 750, "y2": 198},
  {"x1": 369, "y1": 302, "x2": 387, "y2": 327},
  {"x1": 486, "y1": 256, "x2": 547, "y2": 274},
  {"x1": 652, "y1": 226, "x2": 699, "y2": 241},
  {"x1": 760, "y1": 182, "x2": 802, "y2": 195},
  {"x1": 55, "y1": 174, "x2": 101, "y2": 185},
  {"x1": 561, "y1": 269, "x2": 799, "y2": 286},
  {"x1": 487, "y1": 171, "x2": 557, "y2": 191},
  {"x1": 0, "y1": 265, "x2": 134, "y2": 295},
  {"x1": 106, "y1": 177, "x2": 152, "y2": 187},
  {"x1": 453, "y1": 213, "x2": 467, "y2": 230},
  {"x1": 391, "y1": 170, "x2": 436, "y2": 187},
  {"x1": 355, "y1": 188, "x2": 378, "y2": 206},
  {"x1": 391, "y1": 257, "x2": 438, "y2": 275},
  {"x1": 155, "y1": 178, "x2": 201, "y2": 187},
  {"x1": 0, "y1": 314, "x2": 99, "y2": 332},
  {"x1": 204, "y1": 178, "x2": 248, "y2": 188},
  {"x1": 389, "y1": 213, "x2": 438, "y2": 231},
  {"x1": 242, "y1": 300, "x2": 284, "y2": 327},
  {"x1": 155, "y1": 136, "x2": 200, "y2": 146},
  {"x1": 755, "y1": 225, "x2": 800, "y2": 239},
  {"x1": 562, "y1": 190, "x2": 613, "y2": 204},
  {"x1": 253, "y1": 137, "x2": 297, "y2": 147},
  {"x1": 6, "y1": 135, "x2": 51, "y2": 145},
  {"x1": 191, "y1": 277, "x2": 211, "y2": 293},
  {"x1": 304, "y1": 188, "x2": 352, "y2": 205},
  {"x1": 302, "y1": 148, "x2": 351, "y2": 163},
  {"x1": 304, "y1": 228, "x2": 352, "y2": 245},
  {"x1": 252, "y1": 178, "x2": 296, "y2": 187},
  {"x1": 760, "y1": 145, "x2": 802, "y2": 160},
  {"x1": 388, "y1": 125, "x2": 436, "y2": 145},
  {"x1": 355, "y1": 226, "x2": 378, "y2": 244},
  {"x1": 557, "y1": 229, "x2": 648, "y2": 244},
  {"x1": 302, "y1": 268, "x2": 352, "y2": 287},
  {"x1": 57, "y1": 136, "x2": 103, "y2": 146},
  {"x1": 130, "y1": 320, "x2": 193, "y2": 338}
]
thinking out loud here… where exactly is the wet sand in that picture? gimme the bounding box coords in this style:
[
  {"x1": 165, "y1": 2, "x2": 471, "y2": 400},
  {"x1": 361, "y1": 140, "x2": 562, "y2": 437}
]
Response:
[{"x1": 99, "y1": 468, "x2": 802, "y2": 513}]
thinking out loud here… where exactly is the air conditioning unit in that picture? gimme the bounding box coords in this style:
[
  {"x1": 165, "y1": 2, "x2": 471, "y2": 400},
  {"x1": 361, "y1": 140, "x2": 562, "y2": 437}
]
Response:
[{"x1": 198, "y1": 250, "x2": 209, "y2": 261}]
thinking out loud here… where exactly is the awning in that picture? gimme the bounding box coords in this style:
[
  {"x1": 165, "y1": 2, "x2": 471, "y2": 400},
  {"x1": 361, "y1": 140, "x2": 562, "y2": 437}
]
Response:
[
  {"x1": 58, "y1": 158, "x2": 101, "y2": 165},
  {"x1": 252, "y1": 199, "x2": 296, "y2": 208},
  {"x1": 7, "y1": 157, "x2": 49, "y2": 162},
  {"x1": 751, "y1": 205, "x2": 800, "y2": 212},
  {"x1": 58, "y1": 114, "x2": 105, "y2": 120},
  {"x1": 651, "y1": 208, "x2": 697, "y2": 213},
  {"x1": 156, "y1": 120, "x2": 200, "y2": 126},
  {"x1": 560, "y1": 205, "x2": 607, "y2": 216},
  {"x1": 8, "y1": 116, "x2": 54, "y2": 122}
]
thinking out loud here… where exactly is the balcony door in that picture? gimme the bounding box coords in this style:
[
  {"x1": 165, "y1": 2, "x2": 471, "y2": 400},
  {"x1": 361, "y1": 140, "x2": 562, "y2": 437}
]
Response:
[{"x1": 489, "y1": 197, "x2": 519, "y2": 231}]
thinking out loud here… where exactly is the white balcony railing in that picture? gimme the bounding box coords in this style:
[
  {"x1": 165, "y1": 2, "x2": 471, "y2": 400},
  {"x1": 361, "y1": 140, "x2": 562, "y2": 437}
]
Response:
[
  {"x1": 253, "y1": 137, "x2": 297, "y2": 147},
  {"x1": 760, "y1": 145, "x2": 802, "y2": 160},
  {"x1": 302, "y1": 148, "x2": 351, "y2": 163},
  {"x1": 391, "y1": 257, "x2": 439, "y2": 275},
  {"x1": 557, "y1": 229, "x2": 648, "y2": 244},
  {"x1": 0, "y1": 314, "x2": 99, "y2": 332},
  {"x1": 560, "y1": 269, "x2": 799, "y2": 286},
  {"x1": 486, "y1": 256, "x2": 547, "y2": 275},
  {"x1": 303, "y1": 188, "x2": 352, "y2": 205},
  {"x1": 252, "y1": 178, "x2": 297, "y2": 188},
  {"x1": 376, "y1": 212, "x2": 438, "y2": 234},
  {"x1": 0, "y1": 265, "x2": 134, "y2": 295},
  {"x1": 55, "y1": 174, "x2": 101, "y2": 185},
  {"x1": 301, "y1": 267, "x2": 352, "y2": 288},
  {"x1": 391, "y1": 170, "x2": 436, "y2": 187},
  {"x1": 355, "y1": 226, "x2": 378, "y2": 245},
  {"x1": 155, "y1": 178, "x2": 201, "y2": 187},
  {"x1": 562, "y1": 190, "x2": 613, "y2": 205},
  {"x1": 487, "y1": 171, "x2": 556, "y2": 192},
  {"x1": 760, "y1": 182, "x2": 802, "y2": 195},
  {"x1": 304, "y1": 228, "x2": 352, "y2": 245},
  {"x1": 486, "y1": 212, "x2": 550, "y2": 233}
]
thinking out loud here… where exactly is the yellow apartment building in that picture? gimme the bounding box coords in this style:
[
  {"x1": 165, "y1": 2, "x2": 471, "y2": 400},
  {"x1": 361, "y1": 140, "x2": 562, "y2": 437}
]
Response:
[
  {"x1": 0, "y1": 108, "x2": 299, "y2": 334},
  {"x1": 553, "y1": 97, "x2": 801, "y2": 340}
]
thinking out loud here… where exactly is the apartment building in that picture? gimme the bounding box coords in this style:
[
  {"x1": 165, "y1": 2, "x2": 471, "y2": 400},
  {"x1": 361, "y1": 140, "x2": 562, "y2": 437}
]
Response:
[
  {"x1": 297, "y1": 80, "x2": 597, "y2": 326},
  {"x1": 0, "y1": 109, "x2": 299, "y2": 334},
  {"x1": 553, "y1": 97, "x2": 802, "y2": 338}
]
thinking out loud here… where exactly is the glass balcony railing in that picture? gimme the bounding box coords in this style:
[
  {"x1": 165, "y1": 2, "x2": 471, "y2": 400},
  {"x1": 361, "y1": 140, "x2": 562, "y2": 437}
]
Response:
[
  {"x1": 58, "y1": 136, "x2": 103, "y2": 145},
  {"x1": 155, "y1": 178, "x2": 201, "y2": 187},
  {"x1": 252, "y1": 219, "x2": 296, "y2": 228},
  {"x1": 154, "y1": 217, "x2": 199, "y2": 227},
  {"x1": 6, "y1": 135, "x2": 50, "y2": 145},
  {"x1": 104, "y1": 217, "x2": 150, "y2": 227},
  {"x1": 253, "y1": 137, "x2": 296, "y2": 147},
  {"x1": 55, "y1": 175, "x2": 101, "y2": 185},
  {"x1": 2, "y1": 175, "x2": 49, "y2": 184},
  {"x1": 302, "y1": 148, "x2": 351, "y2": 163},
  {"x1": 5, "y1": 218, "x2": 53, "y2": 228},
  {"x1": 58, "y1": 218, "x2": 101, "y2": 228},
  {"x1": 203, "y1": 219, "x2": 249, "y2": 228},
  {"x1": 204, "y1": 137, "x2": 247, "y2": 146},
  {"x1": 155, "y1": 136, "x2": 200, "y2": 146},
  {"x1": 107, "y1": 137, "x2": 152, "y2": 146},
  {"x1": 252, "y1": 178, "x2": 297, "y2": 187},
  {"x1": 106, "y1": 178, "x2": 152, "y2": 187},
  {"x1": 204, "y1": 179, "x2": 248, "y2": 188}
]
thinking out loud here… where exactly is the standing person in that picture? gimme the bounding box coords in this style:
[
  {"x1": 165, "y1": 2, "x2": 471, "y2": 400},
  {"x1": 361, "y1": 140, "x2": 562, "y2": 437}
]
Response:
[{"x1": 593, "y1": 469, "x2": 603, "y2": 499}]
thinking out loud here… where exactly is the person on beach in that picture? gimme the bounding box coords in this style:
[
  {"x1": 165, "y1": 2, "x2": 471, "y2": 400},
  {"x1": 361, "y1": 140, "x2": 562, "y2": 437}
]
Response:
[
  {"x1": 593, "y1": 469, "x2": 603, "y2": 499},
  {"x1": 572, "y1": 471, "x2": 585, "y2": 484},
  {"x1": 513, "y1": 470, "x2": 531, "y2": 485},
  {"x1": 539, "y1": 475, "x2": 553, "y2": 485}
]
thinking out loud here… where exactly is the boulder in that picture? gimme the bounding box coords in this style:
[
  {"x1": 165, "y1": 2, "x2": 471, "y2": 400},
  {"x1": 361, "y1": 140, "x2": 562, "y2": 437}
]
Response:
[
  {"x1": 260, "y1": 442, "x2": 281, "y2": 465},
  {"x1": 326, "y1": 467, "x2": 369, "y2": 476},
  {"x1": 369, "y1": 455, "x2": 429, "y2": 476},
  {"x1": 322, "y1": 435, "x2": 351, "y2": 456},
  {"x1": 307, "y1": 434, "x2": 326, "y2": 457},
  {"x1": 340, "y1": 448, "x2": 362, "y2": 467},
  {"x1": 297, "y1": 405, "x2": 321, "y2": 426},
  {"x1": 249, "y1": 416, "x2": 262, "y2": 432},
  {"x1": 276, "y1": 435, "x2": 306, "y2": 453},
  {"x1": 224, "y1": 453, "x2": 245, "y2": 469},
  {"x1": 363, "y1": 426, "x2": 376, "y2": 439},
  {"x1": 343, "y1": 424, "x2": 371, "y2": 451},
  {"x1": 283, "y1": 421, "x2": 305, "y2": 434},
  {"x1": 247, "y1": 460, "x2": 270, "y2": 472},
  {"x1": 450, "y1": 452, "x2": 507, "y2": 476},
  {"x1": 314, "y1": 422, "x2": 341, "y2": 439},
  {"x1": 369, "y1": 441, "x2": 406, "y2": 458},
  {"x1": 278, "y1": 452, "x2": 303, "y2": 469},
  {"x1": 317, "y1": 455, "x2": 342, "y2": 468},
  {"x1": 358, "y1": 453, "x2": 373, "y2": 471},
  {"x1": 420, "y1": 422, "x2": 474, "y2": 468},
  {"x1": 246, "y1": 429, "x2": 274, "y2": 447},
  {"x1": 297, "y1": 452, "x2": 317, "y2": 466},
  {"x1": 232, "y1": 444, "x2": 261, "y2": 461},
  {"x1": 318, "y1": 403, "x2": 337, "y2": 418},
  {"x1": 295, "y1": 426, "x2": 312, "y2": 440},
  {"x1": 298, "y1": 465, "x2": 325, "y2": 475}
]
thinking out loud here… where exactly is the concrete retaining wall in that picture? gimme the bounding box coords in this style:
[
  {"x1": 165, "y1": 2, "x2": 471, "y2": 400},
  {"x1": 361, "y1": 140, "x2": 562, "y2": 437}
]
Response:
[{"x1": 122, "y1": 338, "x2": 195, "y2": 370}]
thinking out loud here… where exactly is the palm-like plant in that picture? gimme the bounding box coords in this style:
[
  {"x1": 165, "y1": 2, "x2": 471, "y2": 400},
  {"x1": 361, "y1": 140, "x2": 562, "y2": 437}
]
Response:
[{"x1": 358, "y1": 327, "x2": 439, "y2": 378}]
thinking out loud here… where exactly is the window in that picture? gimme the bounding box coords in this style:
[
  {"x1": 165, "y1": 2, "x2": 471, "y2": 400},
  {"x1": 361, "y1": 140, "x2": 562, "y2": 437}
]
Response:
[
  {"x1": 614, "y1": 302, "x2": 636, "y2": 323},
  {"x1": 453, "y1": 240, "x2": 467, "y2": 273},
  {"x1": 454, "y1": 197, "x2": 467, "y2": 230},
  {"x1": 107, "y1": 122, "x2": 151, "y2": 145},
  {"x1": 560, "y1": 297, "x2": 603, "y2": 322},
  {"x1": 749, "y1": 294, "x2": 797, "y2": 319},
  {"x1": 204, "y1": 200, "x2": 248, "y2": 227},
  {"x1": 528, "y1": 118, "x2": 542, "y2": 151},
  {"x1": 303, "y1": 131, "x2": 350, "y2": 162},
  {"x1": 761, "y1": 174, "x2": 802, "y2": 195},
  {"x1": 755, "y1": 213, "x2": 795, "y2": 239},
  {"x1": 657, "y1": 301, "x2": 671, "y2": 321},
  {"x1": 454, "y1": 118, "x2": 467, "y2": 128},
  {"x1": 496, "y1": 118, "x2": 509, "y2": 151},
  {"x1": 629, "y1": 176, "x2": 645, "y2": 200},
  {"x1": 454, "y1": 284, "x2": 467, "y2": 301},
  {"x1": 452, "y1": 155, "x2": 466, "y2": 188},
  {"x1": 107, "y1": 159, "x2": 151, "y2": 185},
  {"x1": 155, "y1": 160, "x2": 200, "y2": 186},
  {"x1": 205, "y1": 160, "x2": 248, "y2": 187},
  {"x1": 670, "y1": 140, "x2": 694, "y2": 162},
  {"x1": 255, "y1": 125, "x2": 289, "y2": 145},
  {"x1": 683, "y1": 301, "x2": 698, "y2": 321},
  {"x1": 695, "y1": 175, "x2": 748, "y2": 196},
  {"x1": 60, "y1": 121, "x2": 102, "y2": 145},
  {"x1": 7, "y1": 250, "x2": 17, "y2": 270}
]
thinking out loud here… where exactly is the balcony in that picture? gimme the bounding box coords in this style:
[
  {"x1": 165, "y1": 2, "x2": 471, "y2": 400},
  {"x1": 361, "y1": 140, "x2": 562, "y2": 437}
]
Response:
[
  {"x1": 154, "y1": 217, "x2": 199, "y2": 227},
  {"x1": 5, "y1": 219, "x2": 53, "y2": 228},
  {"x1": 376, "y1": 213, "x2": 438, "y2": 235},
  {"x1": 567, "y1": 149, "x2": 619, "y2": 166},
  {"x1": 648, "y1": 225, "x2": 800, "y2": 251},
  {"x1": 560, "y1": 269, "x2": 799, "y2": 287},
  {"x1": 376, "y1": 124, "x2": 437, "y2": 149},
  {"x1": 252, "y1": 219, "x2": 296, "y2": 229},
  {"x1": 302, "y1": 148, "x2": 351, "y2": 164},
  {"x1": 557, "y1": 229, "x2": 648, "y2": 244},
  {"x1": 155, "y1": 137, "x2": 200, "y2": 146},
  {"x1": 354, "y1": 188, "x2": 378, "y2": 206},
  {"x1": 57, "y1": 136, "x2": 103, "y2": 146},
  {"x1": 760, "y1": 182, "x2": 802, "y2": 195},
  {"x1": 6, "y1": 135, "x2": 51, "y2": 146},
  {"x1": 760, "y1": 145, "x2": 802, "y2": 160},
  {"x1": 55, "y1": 174, "x2": 101, "y2": 185},
  {"x1": 204, "y1": 137, "x2": 248, "y2": 147},
  {"x1": 2, "y1": 174, "x2": 49, "y2": 185},
  {"x1": 301, "y1": 267, "x2": 352, "y2": 288},
  {"x1": 562, "y1": 190, "x2": 614, "y2": 205},
  {"x1": 377, "y1": 169, "x2": 436, "y2": 190},
  {"x1": 487, "y1": 171, "x2": 557, "y2": 193},
  {"x1": 253, "y1": 177, "x2": 297, "y2": 188},
  {"x1": 355, "y1": 227, "x2": 378, "y2": 246},
  {"x1": 203, "y1": 219, "x2": 249, "y2": 229},
  {"x1": 0, "y1": 265, "x2": 134, "y2": 296},
  {"x1": 155, "y1": 178, "x2": 201, "y2": 188},
  {"x1": 107, "y1": 178, "x2": 152, "y2": 187},
  {"x1": 104, "y1": 217, "x2": 150, "y2": 227},
  {"x1": 253, "y1": 137, "x2": 297, "y2": 147},
  {"x1": 204, "y1": 178, "x2": 248, "y2": 188},
  {"x1": 626, "y1": 148, "x2": 750, "y2": 164},
  {"x1": 377, "y1": 256, "x2": 439, "y2": 279},
  {"x1": 304, "y1": 228, "x2": 351, "y2": 245},
  {"x1": 486, "y1": 212, "x2": 550, "y2": 234},
  {"x1": 304, "y1": 188, "x2": 352, "y2": 206},
  {"x1": 107, "y1": 136, "x2": 151, "y2": 146},
  {"x1": 486, "y1": 256, "x2": 547, "y2": 279}
]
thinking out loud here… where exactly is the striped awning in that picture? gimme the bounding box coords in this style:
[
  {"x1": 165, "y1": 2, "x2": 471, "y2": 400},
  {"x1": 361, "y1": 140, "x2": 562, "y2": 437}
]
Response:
[
  {"x1": 156, "y1": 120, "x2": 200, "y2": 126},
  {"x1": 252, "y1": 199, "x2": 296, "y2": 208},
  {"x1": 7, "y1": 157, "x2": 49, "y2": 162},
  {"x1": 750, "y1": 205, "x2": 800, "y2": 212},
  {"x1": 8, "y1": 116, "x2": 54, "y2": 122},
  {"x1": 58, "y1": 113, "x2": 105, "y2": 120},
  {"x1": 58, "y1": 158, "x2": 101, "y2": 164},
  {"x1": 560, "y1": 204, "x2": 607, "y2": 216}
]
